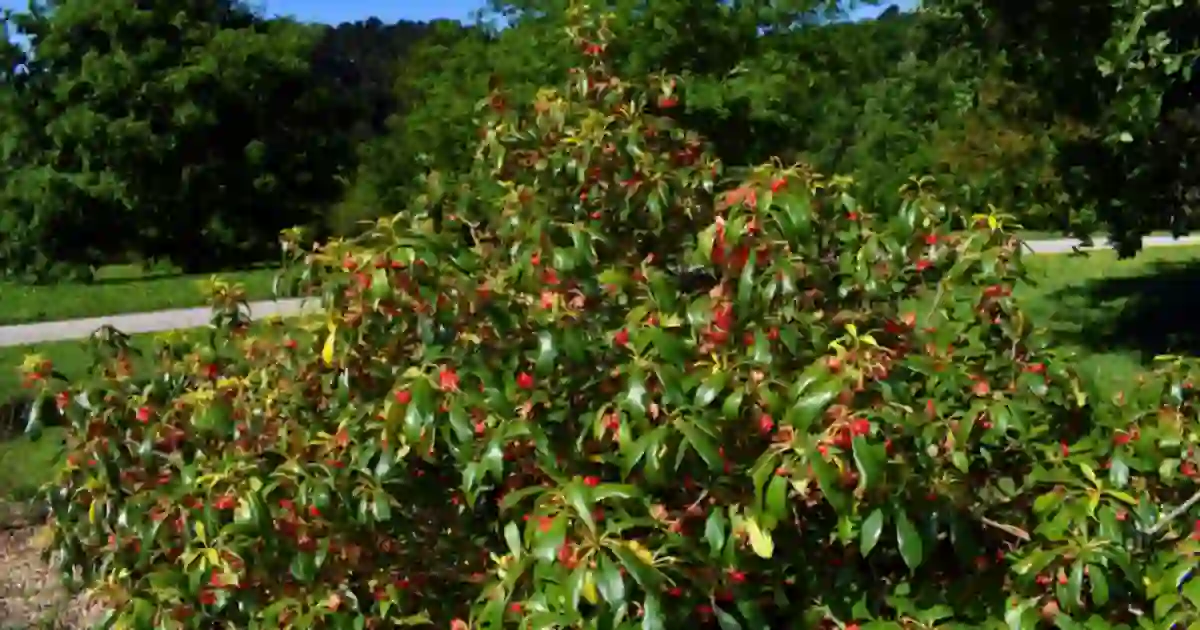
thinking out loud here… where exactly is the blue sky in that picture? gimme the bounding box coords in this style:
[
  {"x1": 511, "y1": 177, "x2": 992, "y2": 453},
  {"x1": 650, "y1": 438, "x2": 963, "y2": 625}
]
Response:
[
  {"x1": 262, "y1": 0, "x2": 915, "y2": 24},
  {"x1": 0, "y1": 0, "x2": 916, "y2": 27}
]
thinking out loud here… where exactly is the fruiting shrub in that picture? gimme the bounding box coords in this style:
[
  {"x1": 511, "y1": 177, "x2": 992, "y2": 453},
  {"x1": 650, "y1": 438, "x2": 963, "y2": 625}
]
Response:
[{"x1": 29, "y1": 3, "x2": 1200, "y2": 628}]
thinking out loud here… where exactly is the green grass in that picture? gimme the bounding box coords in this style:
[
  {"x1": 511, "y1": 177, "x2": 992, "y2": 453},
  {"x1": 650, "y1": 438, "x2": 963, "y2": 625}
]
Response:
[
  {"x1": 0, "y1": 427, "x2": 65, "y2": 503},
  {"x1": 0, "y1": 263, "x2": 282, "y2": 326},
  {"x1": 1018, "y1": 244, "x2": 1200, "y2": 392}
]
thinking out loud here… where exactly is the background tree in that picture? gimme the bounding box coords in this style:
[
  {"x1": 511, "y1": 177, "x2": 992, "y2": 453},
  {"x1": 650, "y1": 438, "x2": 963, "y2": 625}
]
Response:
[
  {"x1": 0, "y1": 0, "x2": 359, "y2": 278},
  {"x1": 923, "y1": 0, "x2": 1200, "y2": 254}
]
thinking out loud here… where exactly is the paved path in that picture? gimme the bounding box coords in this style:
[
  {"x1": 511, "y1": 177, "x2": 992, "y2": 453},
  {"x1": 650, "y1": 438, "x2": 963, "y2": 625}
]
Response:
[
  {"x1": 0, "y1": 298, "x2": 318, "y2": 348},
  {"x1": 1, "y1": 235, "x2": 1199, "y2": 348},
  {"x1": 1023, "y1": 234, "x2": 1200, "y2": 254}
]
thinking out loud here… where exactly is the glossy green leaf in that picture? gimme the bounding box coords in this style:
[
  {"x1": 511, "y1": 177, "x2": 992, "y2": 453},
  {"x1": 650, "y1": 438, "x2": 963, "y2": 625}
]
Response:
[
  {"x1": 895, "y1": 509, "x2": 923, "y2": 570},
  {"x1": 860, "y1": 508, "x2": 885, "y2": 556}
]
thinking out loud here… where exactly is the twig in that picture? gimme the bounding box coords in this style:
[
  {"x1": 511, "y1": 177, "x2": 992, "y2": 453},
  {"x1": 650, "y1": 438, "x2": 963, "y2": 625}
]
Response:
[
  {"x1": 1142, "y1": 488, "x2": 1200, "y2": 536},
  {"x1": 980, "y1": 516, "x2": 1030, "y2": 541}
]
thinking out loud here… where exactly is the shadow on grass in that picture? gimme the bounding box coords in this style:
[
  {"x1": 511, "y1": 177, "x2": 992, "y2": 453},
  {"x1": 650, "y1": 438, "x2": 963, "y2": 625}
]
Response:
[
  {"x1": 1046, "y1": 260, "x2": 1200, "y2": 362},
  {"x1": 87, "y1": 270, "x2": 185, "y2": 286}
]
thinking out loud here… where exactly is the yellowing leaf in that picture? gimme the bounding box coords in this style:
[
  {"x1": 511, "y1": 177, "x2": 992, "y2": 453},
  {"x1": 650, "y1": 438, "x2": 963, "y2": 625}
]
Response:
[
  {"x1": 322, "y1": 326, "x2": 337, "y2": 366},
  {"x1": 581, "y1": 572, "x2": 599, "y2": 604},
  {"x1": 627, "y1": 540, "x2": 655, "y2": 565},
  {"x1": 745, "y1": 517, "x2": 775, "y2": 559}
]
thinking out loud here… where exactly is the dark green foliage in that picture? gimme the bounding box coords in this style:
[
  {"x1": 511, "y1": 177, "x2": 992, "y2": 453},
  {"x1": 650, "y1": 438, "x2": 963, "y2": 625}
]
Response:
[
  {"x1": 0, "y1": 1, "x2": 442, "y2": 281},
  {"x1": 925, "y1": 0, "x2": 1200, "y2": 254},
  {"x1": 0, "y1": 0, "x2": 1195, "y2": 284}
]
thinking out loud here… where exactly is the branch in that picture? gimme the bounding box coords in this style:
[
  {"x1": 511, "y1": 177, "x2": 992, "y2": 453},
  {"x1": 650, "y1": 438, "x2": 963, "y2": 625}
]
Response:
[{"x1": 1142, "y1": 488, "x2": 1200, "y2": 536}]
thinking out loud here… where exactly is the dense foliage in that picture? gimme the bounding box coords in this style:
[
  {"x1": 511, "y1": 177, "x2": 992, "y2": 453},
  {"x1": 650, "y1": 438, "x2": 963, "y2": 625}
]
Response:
[
  {"x1": 0, "y1": 0, "x2": 444, "y2": 281},
  {"x1": 0, "y1": 0, "x2": 1196, "y2": 281},
  {"x1": 25, "y1": 9, "x2": 1200, "y2": 628}
]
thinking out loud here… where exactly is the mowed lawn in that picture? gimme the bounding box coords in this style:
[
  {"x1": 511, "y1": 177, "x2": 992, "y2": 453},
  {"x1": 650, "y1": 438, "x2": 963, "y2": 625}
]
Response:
[
  {"x1": 0, "y1": 263, "x2": 282, "y2": 326},
  {"x1": 1017, "y1": 244, "x2": 1200, "y2": 393}
]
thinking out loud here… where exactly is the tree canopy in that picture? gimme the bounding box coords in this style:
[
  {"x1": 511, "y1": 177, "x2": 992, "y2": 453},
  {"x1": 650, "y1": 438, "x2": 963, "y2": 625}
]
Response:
[{"x1": 0, "y1": 0, "x2": 1195, "y2": 282}]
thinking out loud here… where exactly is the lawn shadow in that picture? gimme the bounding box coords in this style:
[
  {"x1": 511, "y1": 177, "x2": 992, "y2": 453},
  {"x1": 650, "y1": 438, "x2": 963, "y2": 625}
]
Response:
[
  {"x1": 87, "y1": 261, "x2": 279, "y2": 286},
  {"x1": 1045, "y1": 259, "x2": 1200, "y2": 362},
  {"x1": 88, "y1": 270, "x2": 184, "y2": 286}
]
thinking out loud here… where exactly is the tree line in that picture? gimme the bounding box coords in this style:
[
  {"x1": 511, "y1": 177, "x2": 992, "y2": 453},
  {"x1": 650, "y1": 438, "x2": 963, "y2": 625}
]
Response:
[{"x1": 0, "y1": 0, "x2": 1195, "y2": 283}]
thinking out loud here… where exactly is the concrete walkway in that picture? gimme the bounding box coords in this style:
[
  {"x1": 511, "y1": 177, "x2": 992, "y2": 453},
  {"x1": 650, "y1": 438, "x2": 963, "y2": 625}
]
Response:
[
  {"x1": 1, "y1": 235, "x2": 1198, "y2": 348},
  {"x1": 0, "y1": 298, "x2": 318, "y2": 348},
  {"x1": 1023, "y1": 234, "x2": 1200, "y2": 254}
]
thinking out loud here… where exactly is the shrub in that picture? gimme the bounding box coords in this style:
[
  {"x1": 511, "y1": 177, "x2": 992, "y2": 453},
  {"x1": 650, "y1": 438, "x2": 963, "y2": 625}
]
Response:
[{"x1": 30, "y1": 3, "x2": 1200, "y2": 628}]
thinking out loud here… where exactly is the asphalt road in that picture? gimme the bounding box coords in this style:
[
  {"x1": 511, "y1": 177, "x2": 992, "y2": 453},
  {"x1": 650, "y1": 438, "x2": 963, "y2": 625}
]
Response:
[{"x1": 1, "y1": 235, "x2": 1199, "y2": 348}]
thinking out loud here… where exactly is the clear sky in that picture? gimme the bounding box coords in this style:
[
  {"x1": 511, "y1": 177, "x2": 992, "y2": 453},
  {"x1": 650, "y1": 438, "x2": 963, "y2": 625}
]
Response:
[
  {"x1": 0, "y1": 0, "x2": 917, "y2": 27},
  {"x1": 261, "y1": 0, "x2": 915, "y2": 24}
]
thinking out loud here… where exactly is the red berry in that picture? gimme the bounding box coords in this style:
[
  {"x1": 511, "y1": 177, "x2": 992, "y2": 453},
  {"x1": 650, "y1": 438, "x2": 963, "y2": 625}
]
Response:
[{"x1": 439, "y1": 368, "x2": 459, "y2": 392}]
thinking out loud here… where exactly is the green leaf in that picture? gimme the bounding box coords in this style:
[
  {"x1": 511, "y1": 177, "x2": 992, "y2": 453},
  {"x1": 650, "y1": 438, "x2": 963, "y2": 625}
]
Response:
[
  {"x1": 786, "y1": 379, "x2": 840, "y2": 433},
  {"x1": 695, "y1": 372, "x2": 728, "y2": 407},
  {"x1": 641, "y1": 594, "x2": 665, "y2": 630},
  {"x1": 1182, "y1": 577, "x2": 1200, "y2": 608},
  {"x1": 1067, "y1": 559, "x2": 1084, "y2": 606},
  {"x1": 1089, "y1": 564, "x2": 1109, "y2": 606},
  {"x1": 623, "y1": 371, "x2": 649, "y2": 420},
  {"x1": 593, "y1": 484, "x2": 641, "y2": 501},
  {"x1": 371, "y1": 491, "x2": 392, "y2": 522},
  {"x1": 809, "y1": 438, "x2": 850, "y2": 514},
  {"x1": 24, "y1": 393, "x2": 46, "y2": 441},
  {"x1": 504, "y1": 521, "x2": 522, "y2": 560},
  {"x1": 675, "y1": 418, "x2": 721, "y2": 470},
  {"x1": 736, "y1": 255, "x2": 756, "y2": 311},
  {"x1": 714, "y1": 604, "x2": 744, "y2": 630},
  {"x1": 852, "y1": 436, "x2": 884, "y2": 489},
  {"x1": 369, "y1": 268, "x2": 390, "y2": 300},
  {"x1": 534, "y1": 331, "x2": 558, "y2": 375},
  {"x1": 895, "y1": 510, "x2": 923, "y2": 570},
  {"x1": 289, "y1": 551, "x2": 316, "y2": 583},
  {"x1": 649, "y1": 328, "x2": 688, "y2": 365},
  {"x1": 860, "y1": 509, "x2": 885, "y2": 556},
  {"x1": 704, "y1": 510, "x2": 727, "y2": 558},
  {"x1": 532, "y1": 514, "x2": 568, "y2": 562},
  {"x1": 745, "y1": 516, "x2": 775, "y2": 559},
  {"x1": 596, "y1": 556, "x2": 626, "y2": 607},
  {"x1": 609, "y1": 542, "x2": 662, "y2": 589},
  {"x1": 765, "y1": 474, "x2": 788, "y2": 525},
  {"x1": 564, "y1": 481, "x2": 596, "y2": 532},
  {"x1": 721, "y1": 389, "x2": 744, "y2": 421}
]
